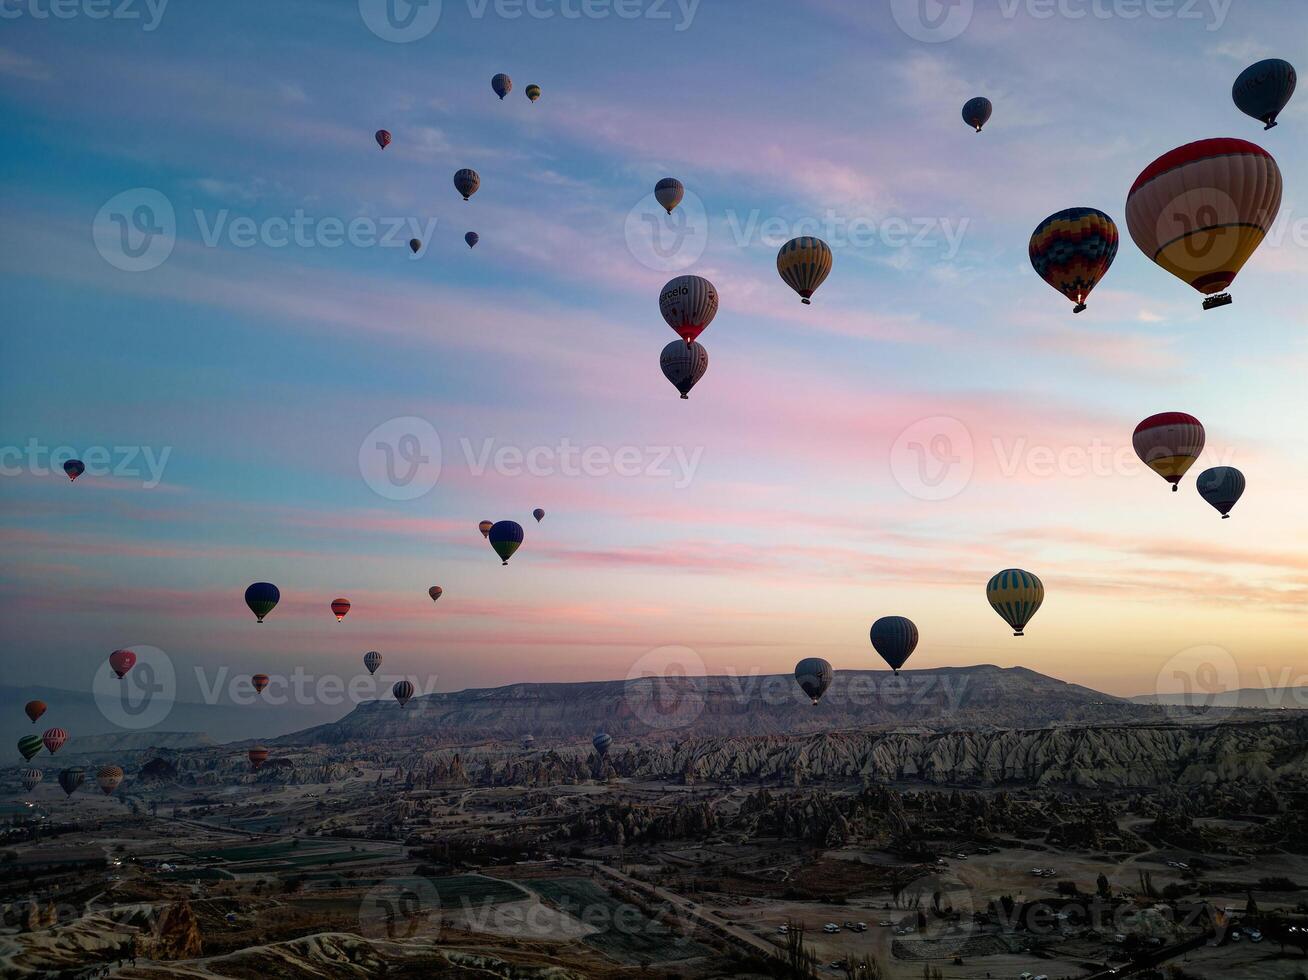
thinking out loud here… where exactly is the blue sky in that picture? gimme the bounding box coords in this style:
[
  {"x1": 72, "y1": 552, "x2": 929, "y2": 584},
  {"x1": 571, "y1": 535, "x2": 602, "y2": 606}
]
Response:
[{"x1": 1, "y1": 0, "x2": 1306, "y2": 715}]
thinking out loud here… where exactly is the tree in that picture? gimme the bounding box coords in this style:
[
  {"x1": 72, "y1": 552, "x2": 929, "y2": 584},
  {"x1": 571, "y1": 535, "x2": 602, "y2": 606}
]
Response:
[{"x1": 1097, "y1": 873, "x2": 1111, "y2": 899}]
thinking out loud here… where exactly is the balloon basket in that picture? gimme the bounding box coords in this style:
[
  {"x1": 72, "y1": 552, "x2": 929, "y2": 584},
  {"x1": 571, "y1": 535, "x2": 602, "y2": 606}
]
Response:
[
  {"x1": 1073, "y1": 303, "x2": 1086, "y2": 314},
  {"x1": 1202, "y1": 293, "x2": 1232, "y2": 310}
]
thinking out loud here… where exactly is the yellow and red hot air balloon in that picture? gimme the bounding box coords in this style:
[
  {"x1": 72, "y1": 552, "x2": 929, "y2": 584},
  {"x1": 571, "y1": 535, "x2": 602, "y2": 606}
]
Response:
[
  {"x1": 96, "y1": 765, "x2": 124, "y2": 795},
  {"x1": 1133, "y1": 413, "x2": 1205, "y2": 492},
  {"x1": 1125, "y1": 138, "x2": 1282, "y2": 310},
  {"x1": 479, "y1": 520, "x2": 494, "y2": 538},
  {"x1": 330, "y1": 597, "x2": 351, "y2": 622},
  {"x1": 248, "y1": 747, "x2": 269, "y2": 771},
  {"x1": 252, "y1": 673, "x2": 270, "y2": 694},
  {"x1": 777, "y1": 237, "x2": 832, "y2": 305}
]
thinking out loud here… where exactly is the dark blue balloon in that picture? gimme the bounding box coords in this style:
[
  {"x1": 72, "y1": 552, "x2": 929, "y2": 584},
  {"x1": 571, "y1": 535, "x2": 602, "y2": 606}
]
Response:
[
  {"x1": 1196, "y1": 466, "x2": 1245, "y2": 518},
  {"x1": 592, "y1": 731, "x2": 612, "y2": 756},
  {"x1": 962, "y1": 96, "x2": 993, "y2": 132},
  {"x1": 244, "y1": 582, "x2": 281, "y2": 622},
  {"x1": 869, "y1": 616, "x2": 919, "y2": 673},
  {"x1": 1233, "y1": 59, "x2": 1296, "y2": 129},
  {"x1": 465, "y1": 232, "x2": 479, "y2": 248}
]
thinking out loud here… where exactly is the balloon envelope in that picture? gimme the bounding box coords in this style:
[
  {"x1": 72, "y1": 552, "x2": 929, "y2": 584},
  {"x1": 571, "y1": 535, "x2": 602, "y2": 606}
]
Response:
[
  {"x1": 331, "y1": 597, "x2": 351, "y2": 621},
  {"x1": 454, "y1": 169, "x2": 480, "y2": 201},
  {"x1": 1133, "y1": 412, "x2": 1205, "y2": 491},
  {"x1": 409, "y1": 238, "x2": 420, "y2": 254},
  {"x1": 777, "y1": 237, "x2": 832, "y2": 304},
  {"x1": 43, "y1": 728, "x2": 67, "y2": 754},
  {"x1": 25, "y1": 700, "x2": 46, "y2": 724},
  {"x1": 660, "y1": 340, "x2": 708, "y2": 399},
  {"x1": 1029, "y1": 208, "x2": 1119, "y2": 312},
  {"x1": 18, "y1": 735, "x2": 43, "y2": 761},
  {"x1": 364, "y1": 651, "x2": 383, "y2": 674},
  {"x1": 794, "y1": 657, "x2": 833, "y2": 704},
  {"x1": 869, "y1": 616, "x2": 919, "y2": 673},
  {"x1": 492, "y1": 73, "x2": 512, "y2": 99},
  {"x1": 1196, "y1": 466, "x2": 1245, "y2": 517},
  {"x1": 962, "y1": 96, "x2": 992, "y2": 131},
  {"x1": 428, "y1": 586, "x2": 443, "y2": 602},
  {"x1": 245, "y1": 582, "x2": 280, "y2": 623},
  {"x1": 659, "y1": 275, "x2": 719, "y2": 344},
  {"x1": 465, "y1": 232, "x2": 479, "y2": 248},
  {"x1": 526, "y1": 83, "x2": 541, "y2": 102},
  {"x1": 533, "y1": 508, "x2": 545, "y2": 522},
  {"x1": 63, "y1": 459, "x2": 85, "y2": 481},
  {"x1": 97, "y1": 765, "x2": 123, "y2": 795},
  {"x1": 592, "y1": 732, "x2": 612, "y2": 756},
  {"x1": 58, "y1": 767, "x2": 84, "y2": 797},
  {"x1": 1232, "y1": 59, "x2": 1296, "y2": 129},
  {"x1": 109, "y1": 649, "x2": 136, "y2": 679},
  {"x1": 21, "y1": 768, "x2": 42, "y2": 791},
  {"x1": 252, "y1": 673, "x2": 269, "y2": 694},
  {"x1": 375, "y1": 129, "x2": 391, "y2": 149},
  {"x1": 1125, "y1": 138, "x2": 1281, "y2": 307},
  {"x1": 248, "y1": 747, "x2": 269, "y2": 771},
  {"x1": 489, "y1": 520, "x2": 524, "y2": 565},
  {"x1": 655, "y1": 177, "x2": 684, "y2": 214},
  {"x1": 986, "y1": 569, "x2": 1044, "y2": 636},
  {"x1": 393, "y1": 680, "x2": 415, "y2": 707},
  {"x1": 478, "y1": 520, "x2": 494, "y2": 538}
]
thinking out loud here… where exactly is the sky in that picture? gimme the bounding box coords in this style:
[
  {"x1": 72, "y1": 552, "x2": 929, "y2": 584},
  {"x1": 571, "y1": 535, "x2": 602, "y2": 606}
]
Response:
[{"x1": 1, "y1": 0, "x2": 1306, "y2": 719}]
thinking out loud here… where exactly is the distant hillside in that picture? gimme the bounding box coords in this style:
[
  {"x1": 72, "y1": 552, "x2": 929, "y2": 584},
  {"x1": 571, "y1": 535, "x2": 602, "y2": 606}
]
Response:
[
  {"x1": 1130, "y1": 687, "x2": 1308, "y2": 710},
  {"x1": 282, "y1": 665, "x2": 1164, "y2": 746}
]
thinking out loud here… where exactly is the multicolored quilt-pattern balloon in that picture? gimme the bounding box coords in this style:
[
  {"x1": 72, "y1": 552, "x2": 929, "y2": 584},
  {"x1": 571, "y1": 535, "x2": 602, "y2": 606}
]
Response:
[{"x1": 1029, "y1": 208, "x2": 1119, "y2": 313}]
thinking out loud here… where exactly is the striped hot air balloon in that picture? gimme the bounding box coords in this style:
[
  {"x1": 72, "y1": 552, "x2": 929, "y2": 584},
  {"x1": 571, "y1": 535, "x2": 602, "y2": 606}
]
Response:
[
  {"x1": 794, "y1": 657, "x2": 834, "y2": 704},
  {"x1": 21, "y1": 768, "x2": 42, "y2": 791},
  {"x1": 1029, "y1": 208, "x2": 1119, "y2": 313},
  {"x1": 375, "y1": 129, "x2": 392, "y2": 149},
  {"x1": 393, "y1": 680, "x2": 415, "y2": 707},
  {"x1": 592, "y1": 731, "x2": 612, "y2": 757},
  {"x1": 454, "y1": 168, "x2": 480, "y2": 201},
  {"x1": 1232, "y1": 59, "x2": 1296, "y2": 130},
  {"x1": 776, "y1": 237, "x2": 832, "y2": 305},
  {"x1": 43, "y1": 728, "x2": 68, "y2": 754},
  {"x1": 659, "y1": 275, "x2": 719, "y2": 345},
  {"x1": 660, "y1": 340, "x2": 708, "y2": 399},
  {"x1": 1133, "y1": 412, "x2": 1205, "y2": 492},
  {"x1": 96, "y1": 765, "x2": 124, "y2": 795},
  {"x1": 108, "y1": 649, "x2": 136, "y2": 679},
  {"x1": 1125, "y1": 138, "x2": 1282, "y2": 310},
  {"x1": 331, "y1": 597, "x2": 351, "y2": 622},
  {"x1": 364, "y1": 651, "x2": 382, "y2": 675},
  {"x1": 248, "y1": 746, "x2": 269, "y2": 771},
  {"x1": 488, "y1": 520, "x2": 524, "y2": 565},
  {"x1": 251, "y1": 673, "x2": 270, "y2": 694},
  {"x1": 525, "y1": 83, "x2": 541, "y2": 103},
  {"x1": 245, "y1": 582, "x2": 280, "y2": 623},
  {"x1": 58, "y1": 767, "x2": 84, "y2": 797},
  {"x1": 869, "y1": 616, "x2": 919, "y2": 674},
  {"x1": 1196, "y1": 466, "x2": 1245, "y2": 518},
  {"x1": 427, "y1": 586, "x2": 443, "y2": 602},
  {"x1": 18, "y1": 735, "x2": 43, "y2": 761},
  {"x1": 986, "y1": 569, "x2": 1044, "y2": 637},
  {"x1": 962, "y1": 96, "x2": 992, "y2": 132},
  {"x1": 655, "y1": 177, "x2": 684, "y2": 214}
]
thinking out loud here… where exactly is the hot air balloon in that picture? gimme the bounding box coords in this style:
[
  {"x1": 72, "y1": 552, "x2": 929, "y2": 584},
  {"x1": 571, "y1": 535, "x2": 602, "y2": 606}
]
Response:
[
  {"x1": 1133, "y1": 413, "x2": 1205, "y2": 492},
  {"x1": 522, "y1": 734, "x2": 535, "y2": 750},
  {"x1": 331, "y1": 597, "x2": 351, "y2": 622},
  {"x1": 533, "y1": 508, "x2": 545, "y2": 523},
  {"x1": 962, "y1": 96, "x2": 992, "y2": 132},
  {"x1": 986, "y1": 569, "x2": 1044, "y2": 637},
  {"x1": 592, "y1": 731, "x2": 612, "y2": 757},
  {"x1": 58, "y1": 767, "x2": 84, "y2": 797},
  {"x1": 655, "y1": 177, "x2": 684, "y2": 214},
  {"x1": 488, "y1": 520, "x2": 524, "y2": 565},
  {"x1": 409, "y1": 238, "x2": 421, "y2": 254},
  {"x1": 465, "y1": 232, "x2": 479, "y2": 248},
  {"x1": 364, "y1": 651, "x2": 382, "y2": 675},
  {"x1": 245, "y1": 582, "x2": 280, "y2": 623},
  {"x1": 1029, "y1": 208, "x2": 1119, "y2": 313},
  {"x1": 393, "y1": 680, "x2": 414, "y2": 707},
  {"x1": 108, "y1": 649, "x2": 136, "y2": 679},
  {"x1": 96, "y1": 765, "x2": 123, "y2": 795},
  {"x1": 251, "y1": 673, "x2": 269, "y2": 694},
  {"x1": 1196, "y1": 466, "x2": 1245, "y2": 518},
  {"x1": 526, "y1": 83, "x2": 541, "y2": 103},
  {"x1": 43, "y1": 728, "x2": 67, "y2": 754},
  {"x1": 21, "y1": 768, "x2": 42, "y2": 792},
  {"x1": 1125, "y1": 138, "x2": 1282, "y2": 310},
  {"x1": 776, "y1": 237, "x2": 832, "y2": 305},
  {"x1": 1233, "y1": 59, "x2": 1296, "y2": 130},
  {"x1": 375, "y1": 129, "x2": 391, "y2": 149},
  {"x1": 248, "y1": 747, "x2": 269, "y2": 771},
  {"x1": 24, "y1": 700, "x2": 45, "y2": 724},
  {"x1": 63, "y1": 459, "x2": 85, "y2": 481},
  {"x1": 479, "y1": 520, "x2": 494, "y2": 538},
  {"x1": 428, "y1": 586, "x2": 443, "y2": 603},
  {"x1": 869, "y1": 616, "x2": 918, "y2": 674},
  {"x1": 659, "y1": 275, "x2": 719, "y2": 345},
  {"x1": 492, "y1": 73, "x2": 512, "y2": 99},
  {"x1": 454, "y1": 169, "x2": 480, "y2": 201},
  {"x1": 18, "y1": 735, "x2": 43, "y2": 761},
  {"x1": 794, "y1": 657, "x2": 833, "y2": 705},
  {"x1": 659, "y1": 340, "x2": 708, "y2": 400}
]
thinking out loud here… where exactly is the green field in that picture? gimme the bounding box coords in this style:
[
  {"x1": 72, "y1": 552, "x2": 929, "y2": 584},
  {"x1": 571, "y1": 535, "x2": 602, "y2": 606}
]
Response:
[
  {"x1": 160, "y1": 868, "x2": 234, "y2": 881},
  {"x1": 430, "y1": 875, "x2": 530, "y2": 909},
  {"x1": 524, "y1": 877, "x2": 710, "y2": 964}
]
